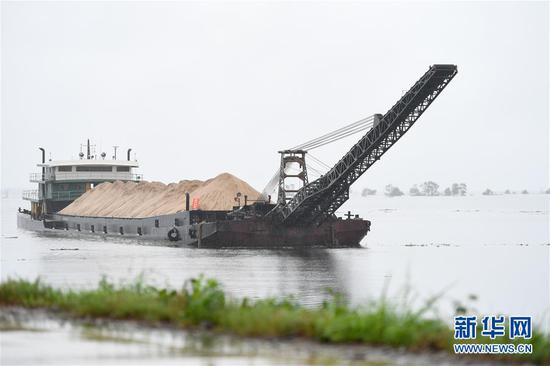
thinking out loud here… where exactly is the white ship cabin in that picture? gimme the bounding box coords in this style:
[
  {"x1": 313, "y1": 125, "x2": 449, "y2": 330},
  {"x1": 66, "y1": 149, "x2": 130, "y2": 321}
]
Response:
[
  {"x1": 34, "y1": 159, "x2": 141, "y2": 184},
  {"x1": 23, "y1": 143, "x2": 142, "y2": 215}
]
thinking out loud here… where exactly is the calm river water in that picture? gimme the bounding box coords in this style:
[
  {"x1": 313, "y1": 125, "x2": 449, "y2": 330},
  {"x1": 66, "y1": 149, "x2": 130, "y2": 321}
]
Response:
[{"x1": 1, "y1": 193, "x2": 549, "y2": 365}]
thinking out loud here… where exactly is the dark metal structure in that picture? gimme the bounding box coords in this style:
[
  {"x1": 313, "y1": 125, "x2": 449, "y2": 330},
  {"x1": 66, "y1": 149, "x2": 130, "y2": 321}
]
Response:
[
  {"x1": 272, "y1": 64, "x2": 458, "y2": 225},
  {"x1": 277, "y1": 150, "x2": 308, "y2": 205},
  {"x1": 18, "y1": 64, "x2": 457, "y2": 248}
]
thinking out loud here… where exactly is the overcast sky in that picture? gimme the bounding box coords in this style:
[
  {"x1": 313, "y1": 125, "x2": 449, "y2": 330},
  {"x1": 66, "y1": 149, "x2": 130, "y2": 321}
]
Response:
[{"x1": 1, "y1": 1, "x2": 548, "y2": 194}]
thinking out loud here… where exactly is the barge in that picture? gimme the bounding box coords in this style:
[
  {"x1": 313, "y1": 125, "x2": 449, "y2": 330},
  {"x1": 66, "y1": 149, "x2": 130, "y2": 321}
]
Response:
[
  {"x1": 17, "y1": 64, "x2": 457, "y2": 247},
  {"x1": 17, "y1": 140, "x2": 370, "y2": 247}
]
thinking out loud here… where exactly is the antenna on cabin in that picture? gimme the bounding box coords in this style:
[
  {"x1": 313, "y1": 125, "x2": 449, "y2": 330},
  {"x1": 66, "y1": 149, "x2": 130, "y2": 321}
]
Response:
[{"x1": 112, "y1": 146, "x2": 119, "y2": 160}]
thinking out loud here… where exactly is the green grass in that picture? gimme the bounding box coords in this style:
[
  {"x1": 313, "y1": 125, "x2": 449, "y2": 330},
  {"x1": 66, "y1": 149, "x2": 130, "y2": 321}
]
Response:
[{"x1": 0, "y1": 276, "x2": 548, "y2": 364}]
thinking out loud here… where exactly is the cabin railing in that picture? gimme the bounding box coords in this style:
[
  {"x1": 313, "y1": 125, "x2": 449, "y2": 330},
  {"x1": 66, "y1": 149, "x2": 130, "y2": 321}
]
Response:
[
  {"x1": 53, "y1": 172, "x2": 143, "y2": 182},
  {"x1": 29, "y1": 173, "x2": 54, "y2": 182},
  {"x1": 29, "y1": 172, "x2": 143, "y2": 182},
  {"x1": 22, "y1": 190, "x2": 39, "y2": 201},
  {"x1": 50, "y1": 191, "x2": 85, "y2": 201}
]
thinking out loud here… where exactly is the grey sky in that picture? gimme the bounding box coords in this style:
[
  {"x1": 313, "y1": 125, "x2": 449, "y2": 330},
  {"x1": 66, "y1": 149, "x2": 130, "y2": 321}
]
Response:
[{"x1": 1, "y1": 1, "x2": 548, "y2": 194}]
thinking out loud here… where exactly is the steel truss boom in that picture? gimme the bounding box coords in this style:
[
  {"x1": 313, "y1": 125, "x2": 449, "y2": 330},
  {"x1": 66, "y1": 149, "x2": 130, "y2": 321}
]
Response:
[{"x1": 273, "y1": 64, "x2": 458, "y2": 225}]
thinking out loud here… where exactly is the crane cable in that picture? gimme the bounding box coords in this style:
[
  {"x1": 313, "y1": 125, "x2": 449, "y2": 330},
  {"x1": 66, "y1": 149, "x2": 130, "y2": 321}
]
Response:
[
  {"x1": 300, "y1": 121, "x2": 375, "y2": 150},
  {"x1": 260, "y1": 168, "x2": 280, "y2": 200},
  {"x1": 262, "y1": 114, "x2": 377, "y2": 200},
  {"x1": 290, "y1": 115, "x2": 375, "y2": 151},
  {"x1": 307, "y1": 152, "x2": 331, "y2": 170},
  {"x1": 290, "y1": 115, "x2": 374, "y2": 150}
]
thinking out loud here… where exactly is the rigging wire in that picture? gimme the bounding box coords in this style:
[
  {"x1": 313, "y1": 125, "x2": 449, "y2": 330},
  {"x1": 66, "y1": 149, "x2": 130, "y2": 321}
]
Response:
[
  {"x1": 298, "y1": 120, "x2": 375, "y2": 151},
  {"x1": 264, "y1": 114, "x2": 378, "y2": 201},
  {"x1": 260, "y1": 168, "x2": 280, "y2": 200},
  {"x1": 290, "y1": 115, "x2": 373, "y2": 150},
  {"x1": 305, "y1": 165, "x2": 324, "y2": 177},
  {"x1": 290, "y1": 115, "x2": 374, "y2": 151},
  {"x1": 307, "y1": 153, "x2": 331, "y2": 170}
]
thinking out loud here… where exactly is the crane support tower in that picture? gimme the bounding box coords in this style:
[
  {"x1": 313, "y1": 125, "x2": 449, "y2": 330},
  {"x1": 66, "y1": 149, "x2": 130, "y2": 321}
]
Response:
[{"x1": 277, "y1": 150, "x2": 309, "y2": 204}]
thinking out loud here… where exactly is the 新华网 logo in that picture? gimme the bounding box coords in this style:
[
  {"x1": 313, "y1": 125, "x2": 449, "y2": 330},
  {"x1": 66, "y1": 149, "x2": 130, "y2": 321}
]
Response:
[{"x1": 453, "y1": 315, "x2": 532, "y2": 354}]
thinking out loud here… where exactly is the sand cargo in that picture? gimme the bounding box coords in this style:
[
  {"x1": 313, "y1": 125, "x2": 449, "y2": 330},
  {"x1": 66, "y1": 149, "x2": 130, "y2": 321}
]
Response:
[
  {"x1": 17, "y1": 65, "x2": 457, "y2": 247},
  {"x1": 60, "y1": 174, "x2": 261, "y2": 217}
]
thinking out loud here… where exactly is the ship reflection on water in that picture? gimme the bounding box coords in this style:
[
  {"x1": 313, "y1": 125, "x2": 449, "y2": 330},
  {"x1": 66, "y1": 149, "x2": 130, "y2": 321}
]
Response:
[{"x1": 2, "y1": 194, "x2": 549, "y2": 319}]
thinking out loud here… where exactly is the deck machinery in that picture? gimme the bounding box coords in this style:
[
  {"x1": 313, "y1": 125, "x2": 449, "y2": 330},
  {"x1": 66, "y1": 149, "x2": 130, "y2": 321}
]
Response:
[
  {"x1": 203, "y1": 64, "x2": 457, "y2": 247},
  {"x1": 274, "y1": 64, "x2": 458, "y2": 225}
]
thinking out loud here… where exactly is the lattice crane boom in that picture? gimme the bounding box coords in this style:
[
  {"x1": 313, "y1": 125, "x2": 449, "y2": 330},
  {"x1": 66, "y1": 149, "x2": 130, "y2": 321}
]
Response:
[{"x1": 273, "y1": 64, "x2": 458, "y2": 225}]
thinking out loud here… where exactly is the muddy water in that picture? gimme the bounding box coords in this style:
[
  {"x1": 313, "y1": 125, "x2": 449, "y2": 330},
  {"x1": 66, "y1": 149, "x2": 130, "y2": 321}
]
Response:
[{"x1": 1, "y1": 193, "x2": 549, "y2": 365}]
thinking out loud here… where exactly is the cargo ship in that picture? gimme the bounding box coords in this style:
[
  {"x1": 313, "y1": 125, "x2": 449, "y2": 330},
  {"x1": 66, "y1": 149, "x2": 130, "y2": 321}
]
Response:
[
  {"x1": 17, "y1": 64, "x2": 457, "y2": 247},
  {"x1": 17, "y1": 144, "x2": 370, "y2": 248}
]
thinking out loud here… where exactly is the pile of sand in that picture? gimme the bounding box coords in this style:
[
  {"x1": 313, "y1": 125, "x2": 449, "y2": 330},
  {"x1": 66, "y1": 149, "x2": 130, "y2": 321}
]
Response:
[{"x1": 60, "y1": 172, "x2": 260, "y2": 218}]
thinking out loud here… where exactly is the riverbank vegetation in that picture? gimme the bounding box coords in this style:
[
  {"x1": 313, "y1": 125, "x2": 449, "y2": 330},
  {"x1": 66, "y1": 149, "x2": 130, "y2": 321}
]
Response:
[{"x1": 0, "y1": 277, "x2": 549, "y2": 364}]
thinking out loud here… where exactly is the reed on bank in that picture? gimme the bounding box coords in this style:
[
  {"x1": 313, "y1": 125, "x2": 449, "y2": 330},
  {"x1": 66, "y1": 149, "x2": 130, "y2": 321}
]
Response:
[{"x1": 0, "y1": 276, "x2": 548, "y2": 364}]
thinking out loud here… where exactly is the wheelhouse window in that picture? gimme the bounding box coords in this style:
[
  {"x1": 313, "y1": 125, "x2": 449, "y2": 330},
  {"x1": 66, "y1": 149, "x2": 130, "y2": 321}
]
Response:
[
  {"x1": 76, "y1": 166, "x2": 113, "y2": 172},
  {"x1": 58, "y1": 166, "x2": 72, "y2": 172},
  {"x1": 116, "y1": 166, "x2": 130, "y2": 172}
]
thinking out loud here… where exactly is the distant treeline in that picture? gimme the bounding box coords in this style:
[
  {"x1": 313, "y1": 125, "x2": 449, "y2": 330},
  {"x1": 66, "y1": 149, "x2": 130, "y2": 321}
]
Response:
[{"x1": 361, "y1": 184, "x2": 550, "y2": 197}]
